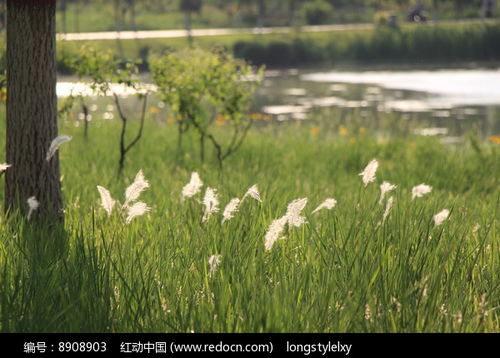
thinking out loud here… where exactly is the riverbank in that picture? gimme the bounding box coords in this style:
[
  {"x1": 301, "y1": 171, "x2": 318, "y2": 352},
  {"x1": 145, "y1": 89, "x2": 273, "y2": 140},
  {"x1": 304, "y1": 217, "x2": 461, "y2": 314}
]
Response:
[{"x1": 53, "y1": 20, "x2": 500, "y2": 73}]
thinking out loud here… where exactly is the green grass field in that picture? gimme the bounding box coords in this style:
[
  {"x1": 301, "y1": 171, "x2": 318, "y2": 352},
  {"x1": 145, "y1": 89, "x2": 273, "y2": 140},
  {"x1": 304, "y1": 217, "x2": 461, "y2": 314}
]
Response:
[{"x1": 0, "y1": 109, "x2": 498, "y2": 333}]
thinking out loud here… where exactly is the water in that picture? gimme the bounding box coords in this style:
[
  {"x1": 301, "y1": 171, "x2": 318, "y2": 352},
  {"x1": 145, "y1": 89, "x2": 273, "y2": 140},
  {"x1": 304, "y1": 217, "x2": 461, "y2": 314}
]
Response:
[
  {"x1": 254, "y1": 68, "x2": 500, "y2": 139},
  {"x1": 57, "y1": 67, "x2": 500, "y2": 139}
]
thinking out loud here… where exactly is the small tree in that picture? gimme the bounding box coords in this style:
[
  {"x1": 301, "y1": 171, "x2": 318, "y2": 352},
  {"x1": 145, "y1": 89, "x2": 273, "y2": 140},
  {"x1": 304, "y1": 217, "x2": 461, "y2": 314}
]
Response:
[
  {"x1": 151, "y1": 48, "x2": 263, "y2": 168},
  {"x1": 179, "y1": 0, "x2": 202, "y2": 45},
  {"x1": 64, "y1": 46, "x2": 150, "y2": 176}
]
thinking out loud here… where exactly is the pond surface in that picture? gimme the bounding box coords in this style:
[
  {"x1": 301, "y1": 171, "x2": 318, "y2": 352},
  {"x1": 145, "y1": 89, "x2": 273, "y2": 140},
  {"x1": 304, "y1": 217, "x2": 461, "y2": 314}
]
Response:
[
  {"x1": 254, "y1": 67, "x2": 500, "y2": 139},
  {"x1": 57, "y1": 67, "x2": 500, "y2": 140}
]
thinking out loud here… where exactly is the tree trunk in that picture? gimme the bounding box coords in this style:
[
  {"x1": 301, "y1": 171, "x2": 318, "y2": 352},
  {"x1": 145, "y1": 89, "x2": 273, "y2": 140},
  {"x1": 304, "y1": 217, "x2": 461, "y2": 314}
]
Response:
[
  {"x1": 60, "y1": 0, "x2": 67, "y2": 34},
  {"x1": 257, "y1": 0, "x2": 265, "y2": 28},
  {"x1": 5, "y1": 0, "x2": 63, "y2": 221},
  {"x1": 129, "y1": 0, "x2": 137, "y2": 32},
  {"x1": 184, "y1": 12, "x2": 193, "y2": 46}
]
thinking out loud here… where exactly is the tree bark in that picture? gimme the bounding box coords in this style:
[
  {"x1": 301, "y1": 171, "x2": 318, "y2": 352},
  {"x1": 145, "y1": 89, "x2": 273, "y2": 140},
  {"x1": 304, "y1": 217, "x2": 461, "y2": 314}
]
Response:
[{"x1": 5, "y1": 0, "x2": 63, "y2": 221}]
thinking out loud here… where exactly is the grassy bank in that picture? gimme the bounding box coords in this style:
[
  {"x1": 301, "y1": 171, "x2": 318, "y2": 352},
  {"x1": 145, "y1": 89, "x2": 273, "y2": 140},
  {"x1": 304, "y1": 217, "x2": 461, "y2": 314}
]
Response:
[
  {"x1": 0, "y1": 111, "x2": 498, "y2": 332},
  {"x1": 54, "y1": 1, "x2": 499, "y2": 33},
  {"x1": 52, "y1": 21, "x2": 500, "y2": 72},
  {"x1": 1, "y1": 21, "x2": 499, "y2": 73}
]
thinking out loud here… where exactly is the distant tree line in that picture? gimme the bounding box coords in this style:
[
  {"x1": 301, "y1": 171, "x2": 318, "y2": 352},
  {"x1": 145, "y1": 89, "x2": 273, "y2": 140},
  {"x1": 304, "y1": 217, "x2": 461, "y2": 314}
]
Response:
[{"x1": 0, "y1": 0, "x2": 490, "y2": 32}]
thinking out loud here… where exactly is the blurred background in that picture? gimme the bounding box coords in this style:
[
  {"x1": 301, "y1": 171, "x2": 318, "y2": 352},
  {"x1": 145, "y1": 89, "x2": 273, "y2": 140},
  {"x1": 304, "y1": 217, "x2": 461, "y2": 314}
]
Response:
[{"x1": 1, "y1": 0, "x2": 499, "y2": 142}]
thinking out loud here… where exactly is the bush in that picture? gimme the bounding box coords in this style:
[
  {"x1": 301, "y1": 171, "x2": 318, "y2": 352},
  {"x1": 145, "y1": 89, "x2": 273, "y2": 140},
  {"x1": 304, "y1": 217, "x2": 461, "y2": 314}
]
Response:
[
  {"x1": 232, "y1": 23, "x2": 500, "y2": 67},
  {"x1": 302, "y1": 0, "x2": 333, "y2": 25}
]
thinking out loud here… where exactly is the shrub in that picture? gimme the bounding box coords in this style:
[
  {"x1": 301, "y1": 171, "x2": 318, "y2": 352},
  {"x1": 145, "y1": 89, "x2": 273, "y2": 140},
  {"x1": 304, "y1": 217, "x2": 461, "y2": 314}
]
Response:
[
  {"x1": 302, "y1": 0, "x2": 333, "y2": 25},
  {"x1": 150, "y1": 48, "x2": 263, "y2": 168}
]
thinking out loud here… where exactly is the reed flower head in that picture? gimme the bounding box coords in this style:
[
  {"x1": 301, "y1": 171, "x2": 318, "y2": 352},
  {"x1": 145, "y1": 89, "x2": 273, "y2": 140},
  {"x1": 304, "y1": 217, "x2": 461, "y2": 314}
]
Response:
[
  {"x1": 412, "y1": 184, "x2": 432, "y2": 199},
  {"x1": 202, "y1": 187, "x2": 219, "y2": 223},
  {"x1": 46, "y1": 135, "x2": 72, "y2": 161},
  {"x1": 265, "y1": 216, "x2": 288, "y2": 251},
  {"x1": 311, "y1": 198, "x2": 337, "y2": 214},
  {"x1": 208, "y1": 254, "x2": 221, "y2": 278},
  {"x1": 222, "y1": 198, "x2": 240, "y2": 224},
  {"x1": 0, "y1": 163, "x2": 11, "y2": 172},
  {"x1": 382, "y1": 196, "x2": 394, "y2": 223},
  {"x1": 124, "y1": 170, "x2": 149, "y2": 207},
  {"x1": 126, "y1": 201, "x2": 150, "y2": 224},
  {"x1": 182, "y1": 172, "x2": 203, "y2": 199},
  {"x1": 242, "y1": 184, "x2": 262, "y2": 203},
  {"x1": 359, "y1": 159, "x2": 379, "y2": 186},
  {"x1": 27, "y1": 196, "x2": 39, "y2": 221},
  {"x1": 285, "y1": 198, "x2": 308, "y2": 227},
  {"x1": 97, "y1": 185, "x2": 115, "y2": 216},
  {"x1": 379, "y1": 181, "x2": 396, "y2": 204},
  {"x1": 433, "y1": 209, "x2": 450, "y2": 226}
]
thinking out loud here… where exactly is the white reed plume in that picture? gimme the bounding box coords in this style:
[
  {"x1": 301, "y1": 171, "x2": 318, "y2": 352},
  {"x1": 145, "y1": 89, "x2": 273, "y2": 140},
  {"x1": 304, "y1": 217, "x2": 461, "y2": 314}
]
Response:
[
  {"x1": 265, "y1": 216, "x2": 288, "y2": 251},
  {"x1": 311, "y1": 198, "x2": 337, "y2": 214},
  {"x1": 46, "y1": 135, "x2": 72, "y2": 161},
  {"x1": 124, "y1": 170, "x2": 149, "y2": 206},
  {"x1": 242, "y1": 184, "x2": 262, "y2": 203},
  {"x1": 412, "y1": 184, "x2": 432, "y2": 199},
  {"x1": 202, "y1": 187, "x2": 219, "y2": 223},
  {"x1": 0, "y1": 163, "x2": 11, "y2": 172},
  {"x1": 285, "y1": 198, "x2": 308, "y2": 227},
  {"x1": 96, "y1": 185, "x2": 115, "y2": 216},
  {"x1": 125, "y1": 201, "x2": 150, "y2": 224},
  {"x1": 379, "y1": 181, "x2": 396, "y2": 204},
  {"x1": 433, "y1": 209, "x2": 450, "y2": 226},
  {"x1": 27, "y1": 196, "x2": 39, "y2": 221},
  {"x1": 181, "y1": 172, "x2": 203, "y2": 200},
  {"x1": 381, "y1": 196, "x2": 394, "y2": 224},
  {"x1": 222, "y1": 198, "x2": 240, "y2": 224},
  {"x1": 359, "y1": 159, "x2": 379, "y2": 187},
  {"x1": 208, "y1": 254, "x2": 222, "y2": 278}
]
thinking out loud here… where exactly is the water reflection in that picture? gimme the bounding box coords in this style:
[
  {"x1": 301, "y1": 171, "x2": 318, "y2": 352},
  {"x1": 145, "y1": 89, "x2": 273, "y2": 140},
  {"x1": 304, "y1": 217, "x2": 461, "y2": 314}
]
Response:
[
  {"x1": 57, "y1": 67, "x2": 500, "y2": 139},
  {"x1": 253, "y1": 68, "x2": 500, "y2": 138}
]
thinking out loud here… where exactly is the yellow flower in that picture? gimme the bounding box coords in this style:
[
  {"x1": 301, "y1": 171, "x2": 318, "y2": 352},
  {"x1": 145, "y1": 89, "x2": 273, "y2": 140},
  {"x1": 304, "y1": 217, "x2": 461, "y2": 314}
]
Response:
[
  {"x1": 310, "y1": 127, "x2": 320, "y2": 136},
  {"x1": 488, "y1": 135, "x2": 500, "y2": 144},
  {"x1": 339, "y1": 125, "x2": 349, "y2": 136},
  {"x1": 251, "y1": 113, "x2": 262, "y2": 120},
  {"x1": 215, "y1": 118, "x2": 225, "y2": 127},
  {"x1": 349, "y1": 137, "x2": 357, "y2": 144},
  {"x1": 379, "y1": 136, "x2": 387, "y2": 143},
  {"x1": 359, "y1": 127, "x2": 366, "y2": 135},
  {"x1": 0, "y1": 88, "x2": 7, "y2": 102},
  {"x1": 166, "y1": 118, "x2": 174, "y2": 125},
  {"x1": 149, "y1": 107, "x2": 160, "y2": 114}
]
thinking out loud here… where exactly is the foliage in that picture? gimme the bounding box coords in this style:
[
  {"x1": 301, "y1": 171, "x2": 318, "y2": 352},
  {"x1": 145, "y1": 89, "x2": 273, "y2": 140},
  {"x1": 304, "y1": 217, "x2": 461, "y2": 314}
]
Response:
[
  {"x1": 302, "y1": 0, "x2": 334, "y2": 25},
  {"x1": 61, "y1": 45, "x2": 149, "y2": 176},
  {"x1": 233, "y1": 23, "x2": 500, "y2": 67},
  {"x1": 179, "y1": 0, "x2": 203, "y2": 13},
  {"x1": 51, "y1": 0, "x2": 499, "y2": 33},
  {"x1": 150, "y1": 48, "x2": 263, "y2": 167}
]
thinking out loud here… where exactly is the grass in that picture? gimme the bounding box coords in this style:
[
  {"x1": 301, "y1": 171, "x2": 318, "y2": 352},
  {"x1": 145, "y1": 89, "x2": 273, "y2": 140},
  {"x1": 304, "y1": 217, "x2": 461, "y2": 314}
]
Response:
[
  {"x1": 0, "y1": 108, "x2": 499, "y2": 333},
  {"x1": 54, "y1": 1, "x2": 499, "y2": 33},
  {"x1": 56, "y1": 2, "x2": 232, "y2": 33},
  {"x1": 52, "y1": 20, "x2": 500, "y2": 71},
  {"x1": 2, "y1": 20, "x2": 498, "y2": 72}
]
